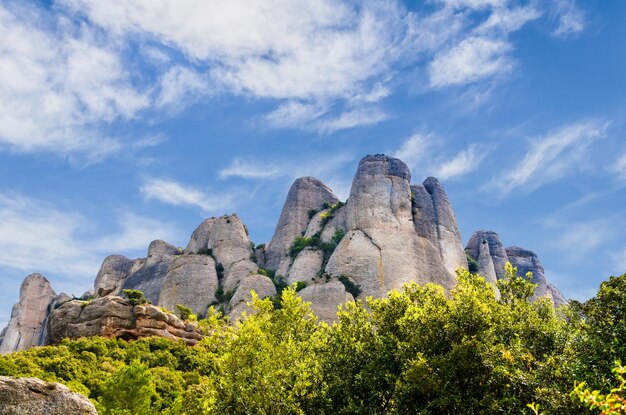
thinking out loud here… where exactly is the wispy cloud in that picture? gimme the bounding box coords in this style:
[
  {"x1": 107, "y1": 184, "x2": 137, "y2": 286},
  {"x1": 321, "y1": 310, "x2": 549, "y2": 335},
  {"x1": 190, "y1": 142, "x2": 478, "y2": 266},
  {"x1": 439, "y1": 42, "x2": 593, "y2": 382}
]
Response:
[
  {"x1": 552, "y1": 0, "x2": 585, "y2": 39},
  {"x1": 611, "y1": 152, "x2": 626, "y2": 180},
  {"x1": 434, "y1": 145, "x2": 485, "y2": 180},
  {"x1": 140, "y1": 178, "x2": 235, "y2": 214},
  {"x1": 0, "y1": 193, "x2": 176, "y2": 279},
  {"x1": 219, "y1": 158, "x2": 281, "y2": 180},
  {"x1": 487, "y1": 120, "x2": 608, "y2": 195},
  {"x1": 393, "y1": 133, "x2": 484, "y2": 181},
  {"x1": 0, "y1": 3, "x2": 150, "y2": 157},
  {"x1": 610, "y1": 247, "x2": 626, "y2": 275},
  {"x1": 429, "y1": 37, "x2": 513, "y2": 88}
]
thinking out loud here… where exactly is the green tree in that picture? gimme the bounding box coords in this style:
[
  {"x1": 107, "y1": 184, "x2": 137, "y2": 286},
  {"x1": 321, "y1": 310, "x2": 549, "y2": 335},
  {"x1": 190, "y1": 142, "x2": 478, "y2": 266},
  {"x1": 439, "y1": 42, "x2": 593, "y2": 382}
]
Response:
[{"x1": 96, "y1": 359, "x2": 158, "y2": 414}]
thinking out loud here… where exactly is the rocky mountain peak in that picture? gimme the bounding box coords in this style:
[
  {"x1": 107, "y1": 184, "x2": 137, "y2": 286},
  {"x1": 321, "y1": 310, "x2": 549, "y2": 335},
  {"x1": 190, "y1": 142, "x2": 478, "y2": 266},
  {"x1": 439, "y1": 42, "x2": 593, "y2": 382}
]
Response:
[
  {"x1": 265, "y1": 176, "x2": 339, "y2": 271},
  {"x1": 0, "y1": 273, "x2": 56, "y2": 354}
]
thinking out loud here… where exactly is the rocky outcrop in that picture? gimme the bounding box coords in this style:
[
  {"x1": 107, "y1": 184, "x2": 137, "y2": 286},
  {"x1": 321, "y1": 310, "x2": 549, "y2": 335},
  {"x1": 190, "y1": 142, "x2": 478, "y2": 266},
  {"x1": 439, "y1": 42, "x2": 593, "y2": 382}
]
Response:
[
  {"x1": 466, "y1": 231, "x2": 509, "y2": 281},
  {"x1": 288, "y1": 248, "x2": 324, "y2": 284},
  {"x1": 158, "y1": 254, "x2": 219, "y2": 316},
  {"x1": 185, "y1": 214, "x2": 258, "y2": 292},
  {"x1": 0, "y1": 274, "x2": 56, "y2": 354},
  {"x1": 228, "y1": 274, "x2": 276, "y2": 320},
  {"x1": 326, "y1": 155, "x2": 455, "y2": 298},
  {"x1": 0, "y1": 376, "x2": 97, "y2": 415},
  {"x1": 465, "y1": 231, "x2": 566, "y2": 305},
  {"x1": 46, "y1": 296, "x2": 203, "y2": 346},
  {"x1": 121, "y1": 240, "x2": 181, "y2": 304},
  {"x1": 265, "y1": 177, "x2": 339, "y2": 271},
  {"x1": 412, "y1": 179, "x2": 468, "y2": 277},
  {"x1": 505, "y1": 246, "x2": 566, "y2": 306},
  {"x1": 95, "y1": 255, "x2": 144, "y2": 297},
  {"x1": 298, "y1": 280, "x2": 354, "y2": 323}
]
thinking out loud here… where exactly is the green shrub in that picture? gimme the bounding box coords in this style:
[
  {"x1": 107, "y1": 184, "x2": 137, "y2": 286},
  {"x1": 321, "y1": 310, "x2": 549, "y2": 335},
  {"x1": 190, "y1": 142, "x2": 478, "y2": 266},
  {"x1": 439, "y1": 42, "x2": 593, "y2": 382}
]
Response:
[
  {"x1": 215, "y1": 287, "x2": 234, "y2": 304},
  {"x1": 308, "y1": 208, "x2": 319, "y2": 219},
  {"x1": 175, "y1": 304, "x2": 197, "y2": 322},
  {"x1": 294, "y1": 281, "x2": 307, "y2": 292},
  {"x1": 215, "y1": 263, "x2": 225, "y2": 279},
  {"x1": 197, "y1": 247, "x2": 213, "y2": 256},
  {"x1": 337, "y1": 275, "x2": 361, "y2": 298},
  {"x1": 466, "y1": 252, "x2": 479, "y2": 274},
  {"x1": 122, "y1": 289, "x2": 149, "y2": 306}
]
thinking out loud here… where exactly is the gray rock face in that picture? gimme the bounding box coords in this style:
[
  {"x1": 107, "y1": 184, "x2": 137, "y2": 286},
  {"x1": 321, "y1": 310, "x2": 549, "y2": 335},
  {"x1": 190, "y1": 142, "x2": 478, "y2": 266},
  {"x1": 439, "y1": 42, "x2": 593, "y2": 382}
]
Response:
[
  {"x1": 326, "y1": 155, "x2": 455, "y2": 298},
  {"x1": 0, "y1": 274, "x2": 56, "y2": 354},
  {"x1": 466, "y1": 231, "x2": 509, "y2": 281},
  {"x1": 265, "y1": 177, "x2": 339, "y2": 270},
  {"x1": 412, "y1": 178, "x2": 467, "y2": 276},
  {"x1": 184, "y1": 214, "x2": 258, "y2": 292},
  {"x1": 288, "y1": 248, "x2": 324, "y2": 284},
  {"x1": 320, "y1": 204, "x2": 348, "y2": 243},
  {"x1": 228, "y1": 274, "x2": 277, "y2": 320},
  {"x1": 47, "y1": 296, "x2": 203, "y2": 346},
  {"x1": 505, "y1": 246, "x2": 566, "y2": 306},
  {"x1": 94, "y1": 255, "x2": 144, "y2": 297},
  {"x1": 121, "y1": 240, "x2": 180, "y2": 304},
  {"x1": 0, "y1": 376, "x2": 97, "y2": 415},
  {"x1": 159, "y1": 254, "x2": 219, "y2": 316},
  {"x1": 298, "y1": 280, "x2": 354, "y2": 323}
]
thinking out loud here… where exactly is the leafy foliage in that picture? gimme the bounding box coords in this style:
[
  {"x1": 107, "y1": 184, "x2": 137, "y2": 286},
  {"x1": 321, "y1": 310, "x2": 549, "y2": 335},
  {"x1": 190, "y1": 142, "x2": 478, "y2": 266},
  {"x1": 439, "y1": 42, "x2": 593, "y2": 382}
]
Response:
[
  {"x1": 122, "y1": 289, "x2": 149, "y2": 306},
  {"x1": 175, "y1": 304, "x2": 197, "y2": 322},
  {"x1": 337, "y1": 275, "x2": 362, "y2": 298},
  {"x1": 2, "y1": 269, "x2": 626, "y2": 414}
]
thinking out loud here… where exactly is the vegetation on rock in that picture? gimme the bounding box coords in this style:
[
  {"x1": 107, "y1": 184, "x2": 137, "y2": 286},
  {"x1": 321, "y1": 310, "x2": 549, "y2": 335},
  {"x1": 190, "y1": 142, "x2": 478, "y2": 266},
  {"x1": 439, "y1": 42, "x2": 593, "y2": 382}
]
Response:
[{"x1": 1, "y1": 267, "x2": 625, "y2": 414}]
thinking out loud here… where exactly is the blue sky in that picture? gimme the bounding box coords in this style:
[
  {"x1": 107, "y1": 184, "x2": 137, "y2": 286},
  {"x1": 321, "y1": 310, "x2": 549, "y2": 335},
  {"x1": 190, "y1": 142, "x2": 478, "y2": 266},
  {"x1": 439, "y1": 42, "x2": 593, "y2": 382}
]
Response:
[{"x1": 1, "y1": 0, "x2": 625, "y2": 327}]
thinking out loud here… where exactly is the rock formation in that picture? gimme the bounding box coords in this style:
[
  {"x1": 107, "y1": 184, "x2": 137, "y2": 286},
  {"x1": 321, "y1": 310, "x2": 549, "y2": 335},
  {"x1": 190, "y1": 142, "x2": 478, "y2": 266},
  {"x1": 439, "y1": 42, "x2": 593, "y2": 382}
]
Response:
[
  {"x1": 158, "y1": 254, "x2": 219, "y2": 316},
  {"x1": 465, "y1": 231, "x2": 565, "y2": 306},
  {"x1": 265, "y1": 177, "x2": 339, "y2": 271},
  {"x1": 94, "y1": 255, "x2": 144, "y2": 297},
  {"x1": 412, "y1": 177, "x2": 468, "y2": 276},
  {"x1": 0, "y1": 376, "x2": 97, "y2": 415},
  {"x1": 46, "y1": 296, "x2": 203, "y2": 346},
  {"x1": 0, "y1": 153, "x2": 568, "y2": 353},
  {"x1": 0, "y1": 274, "x2": 56, "y2": 354},
  {"x1": 326, "y1": 155, "x2": 457, "y2": 298},
  {"x1": 119, "y1": 240, "x2": 181, "y2": 304},
  {"x1": 298, "y1": 280, "x2": 354, "y2": 323},
  {"x1": 505, "y1": 246, "x2": 566, "y2": 306}
]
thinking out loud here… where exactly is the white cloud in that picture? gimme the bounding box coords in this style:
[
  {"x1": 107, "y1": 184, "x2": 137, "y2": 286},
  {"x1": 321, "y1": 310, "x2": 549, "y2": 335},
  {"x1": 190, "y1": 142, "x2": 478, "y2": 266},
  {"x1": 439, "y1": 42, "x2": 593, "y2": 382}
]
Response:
[
  {"x1": 434, "y1": 145, "x2": 485, "y2": 180},
  {"x1": 0, "y1": 3, "x2": 150, "y2": 156},
  {"x1": 0, "y1": 193, "x2": 176, "y2": 279},
  {"x1": 393, "y1": 133, "x2": 483, "y2": 181},
  {"x1": 488, "y1": 120, "x2": 608, "y2": 195},
  {"x1": 317, "y1": 108, "x2": 390, "y2": 133},
  {"x1": 611, "y1": 152, "x2": 626, "y2": 180},
  {"x1": 61, "y1": 0, "x2": 406, "y2": 101},
  {"x1": 429, "y1": 37, "x2": 513, "y2": 88},
  {"x1": 552, "y1": 0, "x2": 585, "y2": 39},
  {"x1": 140, "y1": 178, "x2": 234, "y2": 213},
  {"x1": 156, "y1": 66, "x2": 211, "y2": 111},
  {"x1": 219, "y1": 158, "x2": 281, "y2": 180},
  {"x1": 393, "y1": 133, "x2": 435, "y2": 169}
]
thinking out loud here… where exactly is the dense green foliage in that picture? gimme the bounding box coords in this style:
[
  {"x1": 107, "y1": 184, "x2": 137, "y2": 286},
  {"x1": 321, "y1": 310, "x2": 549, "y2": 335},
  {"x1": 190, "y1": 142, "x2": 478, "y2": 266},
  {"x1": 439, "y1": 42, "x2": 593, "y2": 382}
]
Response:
[{"x1": 2, "y1": 267, "x2": 626, "y2": 414}]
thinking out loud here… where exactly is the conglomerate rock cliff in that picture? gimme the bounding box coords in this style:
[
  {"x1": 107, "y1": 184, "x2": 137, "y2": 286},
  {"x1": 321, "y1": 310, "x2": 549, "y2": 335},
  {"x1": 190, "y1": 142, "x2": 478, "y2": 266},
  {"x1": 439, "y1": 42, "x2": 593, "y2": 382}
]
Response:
[{"x1": 0, "y1": 154, "x2": 567, "y2": 351}]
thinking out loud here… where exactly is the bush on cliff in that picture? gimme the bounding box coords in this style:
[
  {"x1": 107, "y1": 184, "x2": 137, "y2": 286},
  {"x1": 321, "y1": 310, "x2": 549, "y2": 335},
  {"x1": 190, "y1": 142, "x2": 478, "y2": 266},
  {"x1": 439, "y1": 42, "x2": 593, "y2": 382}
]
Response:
[{"x1": 1, "y1": 268, "x2": 626, "y2": 414}]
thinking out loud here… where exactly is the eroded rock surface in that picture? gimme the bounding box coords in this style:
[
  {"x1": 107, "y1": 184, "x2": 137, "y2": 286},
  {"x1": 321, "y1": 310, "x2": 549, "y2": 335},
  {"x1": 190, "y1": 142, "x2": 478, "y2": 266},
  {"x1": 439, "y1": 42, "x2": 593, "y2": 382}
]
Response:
[
  {"x1": 288, "y1": 248, "x2": 324, "y2": 284},
  {"x1": 95, "y1": 255, "x2": 144, "y2": 297},
  {"x1": 0, "y1": 274, "x2": 56, "y2": 354},
  {"x1": 505, "y1": 246, "x2": 566, "y2": 306},
  {"x1": 466, "y1": 231, "x2": 509, "y2": 281},
  {"x1": 298, "y1": 280, "x2": 354, "y2": 323},
  {"x1": 265, "y1": 177, "x2": 339, "y2": 270},
  {"x1": 159, "y1": 254, "x2": 219, "y2": 316},
  {"x1": 121, "y1": 240, "x2": 181, "y2": 304},
  {"x1": 326, "y1": 155, "x2": 455, "y2": 298},
  {"x1": 47, "y1": 296, "x2": 203, "y2": 346},
  {"x1": 228, "y1": 274, "x2": 276, "y2": 320},
  {"x1": 0, "y1": 376, "x2": 97, "y2": 415},
  {"x1": 185, "y1": 214, "x2": 258, "y2": 292}
]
